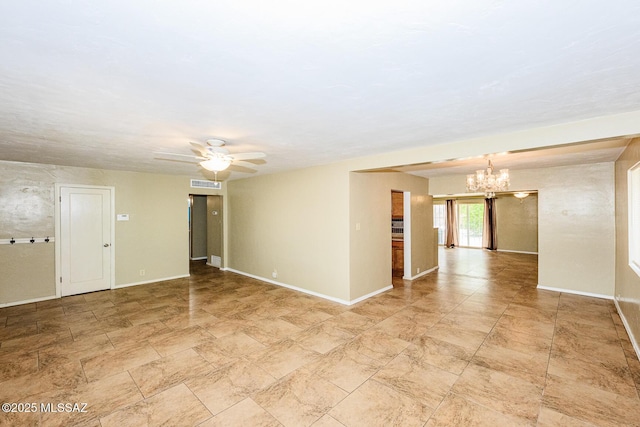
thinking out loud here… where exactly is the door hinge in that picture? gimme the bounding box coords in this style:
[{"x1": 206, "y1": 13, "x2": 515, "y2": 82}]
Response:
[
  {"x1": 59, "y1": 277, "x2": 62, "y2": 283},
  {"x1": 59, "y1": 196, "x2": 62, "y2": 202}
]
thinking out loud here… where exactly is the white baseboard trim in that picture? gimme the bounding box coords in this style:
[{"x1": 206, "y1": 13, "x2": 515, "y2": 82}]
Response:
[
  {"x1": 190, "y1": 256, "x2": 207, "y2": 261},
  {"x1": 350, "y1": 285, "x2": 394, "y2": 305},
  {"x1": 497, "y1": 249, "x2": 539, "y2": 255},
  {"x1": 223, "y1": 268, "x2": 394, "y2": 306},
  {"x1": 403, "y1": 266, "x2": 438, "y2": 281},
  {"x1": 0, "y1": 294, "x2": 59, "y2": 308},
  {"x1": 614, "y1": 298, "x2": 640, "y2": 361},
  {"x1": 224, "y1": 268, "x2": 352, "y2": 305},
  {"x1": 536, "y1": 284, "x2": 613, "y2": 300},
  {"x1": 1, "y1": 274, "x2": 191, "y2": 307},
  {"x1": 115, "y1": 274, "x2": 190, "y2": 289}
]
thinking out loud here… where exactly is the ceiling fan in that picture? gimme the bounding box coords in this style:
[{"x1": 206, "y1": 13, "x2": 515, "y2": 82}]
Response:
[{"x1": 154, "y1": 139, "x2": 266, "y2": 181}]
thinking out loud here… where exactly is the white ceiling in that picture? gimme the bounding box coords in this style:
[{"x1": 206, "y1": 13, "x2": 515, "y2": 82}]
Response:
[{"x1": 1, "y1": 1, "x2": 639, "y2": 180}]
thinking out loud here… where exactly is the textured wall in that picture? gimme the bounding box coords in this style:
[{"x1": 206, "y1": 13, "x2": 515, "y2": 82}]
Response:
[
  {"x1": 496, "y1": 194, "x2": 538, "y2": 253},
  {"x1": 615, "y1": 138, "x2": 640, "y2": 354}
]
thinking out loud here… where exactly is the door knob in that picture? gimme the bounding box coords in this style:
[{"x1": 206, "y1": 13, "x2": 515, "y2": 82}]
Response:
[{"x1": 104, "y1": 243, "x2": 110, "y2": 247}]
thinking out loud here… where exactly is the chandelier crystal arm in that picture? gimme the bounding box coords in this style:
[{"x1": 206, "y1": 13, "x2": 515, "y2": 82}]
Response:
[{"x1": 466, "y1": 160, "x2": 509, "y2": 198}]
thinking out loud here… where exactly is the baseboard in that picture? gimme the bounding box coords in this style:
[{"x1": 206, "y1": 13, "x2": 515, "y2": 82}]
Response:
[
  {"x1": 223, "y1": 268, "x2": 395, "y2": 306},
  {"x1": 224, "y1": 268, "x2": 352, "y2": 305},
  {"x1": 536, "y1": 284, "x2": 613, "y2": 300},
  {"x1": 614, "y1": 298, "x2": 640, "y2": 361},
  {"x1": 0, "y1": 294, "x2": 59, "y2": 308},
  {"x1": 497, "y1": 249, "x2": 539, "y2": 255},
  {"x1": 190, "y1": 256, "x2": 207, "y2": 261},
  {"x1": 115, "y1": 274, "x2": 190, "y2": 289},
  {"x1": 403, "y1": 266, "x2": 438, "y2": 281},
  {"x1": 350, "y1": 285, "x2": 394, "y2": 304}
]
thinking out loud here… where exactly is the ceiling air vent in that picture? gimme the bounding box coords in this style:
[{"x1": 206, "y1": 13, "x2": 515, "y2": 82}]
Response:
[{"x1": 190, "y1": 179, "x2": 222, "y2": 190}]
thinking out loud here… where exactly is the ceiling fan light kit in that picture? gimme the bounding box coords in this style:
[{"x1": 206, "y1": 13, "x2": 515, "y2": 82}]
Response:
[
  {"x1": 154, "y1": 138, "x2": 266, "y2": 182},
  {"x1": 200, "y1": 155, "x2": 232, "y2": 172}
]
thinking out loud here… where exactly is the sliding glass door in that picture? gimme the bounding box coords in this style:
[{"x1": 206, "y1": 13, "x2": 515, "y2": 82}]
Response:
[{"x1": 457, "y1": 201, "x2": 483, "y2": 248}]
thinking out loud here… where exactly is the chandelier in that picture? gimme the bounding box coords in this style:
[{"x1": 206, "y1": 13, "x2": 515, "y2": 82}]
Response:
[{"x1": 466, "y1": 160, "x2": 510, "y2": 198}]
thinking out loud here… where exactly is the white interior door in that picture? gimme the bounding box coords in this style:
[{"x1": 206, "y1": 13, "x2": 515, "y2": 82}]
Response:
[{"x1": 60, "y1": 186, "x2": 112, "y2": 296}]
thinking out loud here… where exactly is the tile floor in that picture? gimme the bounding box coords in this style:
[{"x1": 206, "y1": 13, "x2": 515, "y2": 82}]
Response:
[{"x1": 1, "y1": 248, "x2": 639, "y2": 426}]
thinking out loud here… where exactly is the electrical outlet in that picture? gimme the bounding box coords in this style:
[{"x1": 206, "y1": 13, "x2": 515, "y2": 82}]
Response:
[
  {"x1": 272, "y1": 269, "x2": 278, "y2": 279},
  {"x1": 139, "y1": 269, "x2": 145, "y2": 276},
  {"x1": 417, "y1": 267, "x2": 420, "y2": 274}
]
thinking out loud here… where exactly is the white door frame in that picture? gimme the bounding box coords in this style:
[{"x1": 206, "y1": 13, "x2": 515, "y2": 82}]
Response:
[
  {"x1": 403, "y1": 191, "x2": 412, "y2": 279},
  {"x1": 54, "y1": 184, "x2": 115, "y2": 298}
]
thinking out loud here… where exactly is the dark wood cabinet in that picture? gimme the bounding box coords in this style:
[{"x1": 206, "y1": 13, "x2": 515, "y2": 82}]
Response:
[
  {"x1": 392, "y1": 240, "x2": 404, "y2": 273},
  {"x1": 392, "y1": 191, "x2": 403, "y2": 219}
]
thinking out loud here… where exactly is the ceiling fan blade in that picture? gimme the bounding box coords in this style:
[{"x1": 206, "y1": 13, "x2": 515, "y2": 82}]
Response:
[
  {"x1": 232, "y1": 160, "x2": 259, "y2": 168},
  {"x1": 228, "y1": 164, "x2": 257, "y2": 173},
  {"x1": 153, "y1": 152, "x2": 203, "y2": 163},
  {"x1": 230, "y1": 152, "x2": 266, "y2": 161},
  {"x1": 189, "y1": 142, "x2": 208, "y2": 156}
]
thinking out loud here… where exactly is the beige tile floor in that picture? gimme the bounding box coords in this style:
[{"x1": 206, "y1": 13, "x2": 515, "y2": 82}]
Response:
[{"x1": 1, "y1": 248, "x2": 639, "y2": 426}]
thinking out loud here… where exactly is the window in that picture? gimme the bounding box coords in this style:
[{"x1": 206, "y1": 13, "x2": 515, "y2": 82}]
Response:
[
  {"x1": 433, "y1": 200, "x2": 484, "y2": 248},
  {"x1": 629, "y1": 161, "x2": 640, "y2": 277},
  {"x1": 457, "y1": 202, "x2": 484, "y2": 248},
  {"x1": 433, "y1": 203, "x2": 446, "y2": 245}
]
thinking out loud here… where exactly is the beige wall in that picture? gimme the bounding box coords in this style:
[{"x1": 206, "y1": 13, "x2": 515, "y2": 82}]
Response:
[
  {"x1": 349, "y1": 172, "x2": 435, "y2": 300},
  {"x1": 227, "y1": 163, "x2": 351, "y2": 302},
  {"x1": 100, "y1": 170, "x2": 197, "y2": 286},
  {"x1": 207, "y1": 195, "x2": 223, "y2": 264},
  {"x1": 0, "y1": 160, "x2": 225, "y2": 306},
  {"x1": 410, "y1": 192, "x2": 437, "y2": 275},
  {"x1": 496, "y1": 194, "x2": 538, "y2": 253},
  {"x1": 430, "y1": 162, "x2": 615, "y2": 297},
  {"x1": 0, "y1": 244, "x2": 55, "y2": 303},
  {"x1": 615, "y1": 137, "x2": 640, "y2": 354}
]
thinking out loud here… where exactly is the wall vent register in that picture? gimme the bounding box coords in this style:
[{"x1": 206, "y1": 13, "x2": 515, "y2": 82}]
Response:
[{"x1": 191, "y1": 179, "x2": 222, "y2": 190}]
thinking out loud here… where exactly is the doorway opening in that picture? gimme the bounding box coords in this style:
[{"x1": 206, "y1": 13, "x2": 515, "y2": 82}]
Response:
[
  {"x1": 189, "y1": 194, "x2": 223, "y2": 273},
  {"x1": 391, "y1": 190, "x2": 412, "y2": 279}
]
